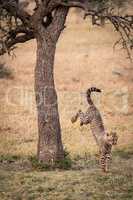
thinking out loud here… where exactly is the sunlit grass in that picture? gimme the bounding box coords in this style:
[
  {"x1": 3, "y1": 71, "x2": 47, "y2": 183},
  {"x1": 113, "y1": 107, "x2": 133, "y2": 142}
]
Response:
[{"x1": 0, "y1": 147, "x2": 133, "y2": 200}]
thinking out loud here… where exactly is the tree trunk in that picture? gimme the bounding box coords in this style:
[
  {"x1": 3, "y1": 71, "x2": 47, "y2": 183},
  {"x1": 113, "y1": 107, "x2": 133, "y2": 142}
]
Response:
[{"x1": 33, "y1": 7, "x2": 68, "y2": 164}]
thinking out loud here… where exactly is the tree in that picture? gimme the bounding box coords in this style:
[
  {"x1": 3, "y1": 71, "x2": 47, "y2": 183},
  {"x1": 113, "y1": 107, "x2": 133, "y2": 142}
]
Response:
[{"x1": 0, "y1": 0, "x2": 133, "y2": 165}]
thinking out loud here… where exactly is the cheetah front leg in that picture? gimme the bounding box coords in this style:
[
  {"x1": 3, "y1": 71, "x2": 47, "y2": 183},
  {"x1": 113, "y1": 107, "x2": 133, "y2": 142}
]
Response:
[
  {"x1": 71, "y1": 112, "x2": 79, "y2": 124},
  {"x1": 78, "y1": 109, "x2": 92, "y2": 126},
  {"x1": 71, "y1": 109, "x2": 92, "y2": 126}
]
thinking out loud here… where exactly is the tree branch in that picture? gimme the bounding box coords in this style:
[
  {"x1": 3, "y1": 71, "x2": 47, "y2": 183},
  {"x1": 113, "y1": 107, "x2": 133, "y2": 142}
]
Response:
[
  {"x1": 0, "y1": 0, "x2": 31, "y2": 25},
  {"x1": 0, "y1": 31, "x2": 34, "y2": 55},
  {"x1": 59, "y1": 1, "x2": 132, "y2": 61},
  {"x1": 59, "y1": 0, "x2": 88, "y2": 11},
  {"x1": 0, "y1": 1, "x2": 34, "y2": 55},
  {"x1": 48, "y1": 6, "x2": 69, "y2": 42},
  {"x1": 0, "y1": 0, "x2": 133, "y2": 60}
]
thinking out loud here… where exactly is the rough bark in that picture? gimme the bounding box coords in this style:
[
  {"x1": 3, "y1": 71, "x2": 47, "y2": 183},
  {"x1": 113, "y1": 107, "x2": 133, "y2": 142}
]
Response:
[{"x1": 34, "y1": 7, "x2": 69, "y2": 164}]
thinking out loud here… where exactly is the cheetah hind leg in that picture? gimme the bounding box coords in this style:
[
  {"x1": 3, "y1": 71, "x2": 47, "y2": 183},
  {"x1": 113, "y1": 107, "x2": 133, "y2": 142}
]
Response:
[{"x1": 100, "y1": 153, "x2": 106, "y2": 172}]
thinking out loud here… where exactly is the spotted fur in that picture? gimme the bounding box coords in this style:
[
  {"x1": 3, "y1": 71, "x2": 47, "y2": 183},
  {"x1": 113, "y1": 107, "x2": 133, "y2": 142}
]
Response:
[
  {"x1": 71, "y1": 87, "x2": 118, "y2": 172},
  {"x1": 100, "y1": 132, "x2": 118, "y2": 172}
]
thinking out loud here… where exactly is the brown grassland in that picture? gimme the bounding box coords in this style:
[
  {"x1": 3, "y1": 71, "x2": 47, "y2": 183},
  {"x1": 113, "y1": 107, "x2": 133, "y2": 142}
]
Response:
[{"x1": 0, "y1": 9, "x2": 133, "y2": 200}]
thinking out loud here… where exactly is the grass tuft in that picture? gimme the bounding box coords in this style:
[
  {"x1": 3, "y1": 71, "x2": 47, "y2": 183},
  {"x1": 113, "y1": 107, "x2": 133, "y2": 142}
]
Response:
[
  {"x1": 29, "y1": 149, "x2": 72, "y2": 170},
  {"x1": 55, "y1": 150, "x2": 72, "y2": 170},
  {"x1": 0, "y1": 154, "x2": 21, "y2": 163},
  {"x1": 29, "y1": 156, "x2": 51, "y2": 171}
]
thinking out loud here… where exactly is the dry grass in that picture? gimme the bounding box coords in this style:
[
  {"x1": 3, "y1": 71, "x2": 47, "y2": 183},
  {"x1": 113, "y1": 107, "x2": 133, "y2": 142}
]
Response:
[
  {"x1": 0, "y1": 9, "x2": 133, "y2": 199},
  {"x1": 0, "y1": 147, "x2": 133, "y2": 200}
]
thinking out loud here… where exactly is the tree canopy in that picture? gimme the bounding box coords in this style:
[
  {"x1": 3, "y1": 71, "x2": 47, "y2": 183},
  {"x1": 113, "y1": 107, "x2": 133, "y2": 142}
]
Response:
[{"x1": 0, "y1": 0, "x2": 133, "y2": 59}]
